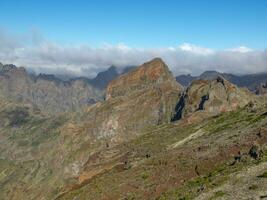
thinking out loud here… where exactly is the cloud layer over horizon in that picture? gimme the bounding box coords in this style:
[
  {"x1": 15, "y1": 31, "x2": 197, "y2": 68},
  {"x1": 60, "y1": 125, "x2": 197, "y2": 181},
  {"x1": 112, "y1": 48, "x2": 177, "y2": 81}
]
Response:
[{"x1": 0, "y1": 30, "x2": 266, "y2": 78}]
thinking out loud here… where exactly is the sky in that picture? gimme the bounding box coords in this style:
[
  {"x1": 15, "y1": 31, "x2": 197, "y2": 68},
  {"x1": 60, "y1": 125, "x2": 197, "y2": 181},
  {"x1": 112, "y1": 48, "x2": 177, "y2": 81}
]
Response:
[{"x1": 0, "y1": 0, "x2": 267, "y2": 77}]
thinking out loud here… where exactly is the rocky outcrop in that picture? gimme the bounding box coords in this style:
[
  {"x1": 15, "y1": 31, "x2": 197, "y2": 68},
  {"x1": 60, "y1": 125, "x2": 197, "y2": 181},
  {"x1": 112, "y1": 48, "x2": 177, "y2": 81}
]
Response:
[
  {"x1": 172, "y1": 76, "x2": 255, "y2": 121},
  {"x1": 0, "y1": 64, "x2": 103, "y2": 114}
]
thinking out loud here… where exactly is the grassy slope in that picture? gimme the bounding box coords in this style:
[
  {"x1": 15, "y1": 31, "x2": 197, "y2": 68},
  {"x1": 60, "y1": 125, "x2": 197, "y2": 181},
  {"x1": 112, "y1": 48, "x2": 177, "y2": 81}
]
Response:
[
  {"x1": 58, "y1": 102, "x2": 267, "y2": 200},
  {"x1": 0, "y1": 98, "x2": 266, "y2": 200}
]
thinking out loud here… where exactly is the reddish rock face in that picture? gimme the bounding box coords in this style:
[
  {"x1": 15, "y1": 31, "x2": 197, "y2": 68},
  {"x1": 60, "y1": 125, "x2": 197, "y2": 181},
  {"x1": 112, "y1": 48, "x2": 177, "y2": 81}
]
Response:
[{"x1": 106, "y1": 58, "x2": 180, "y2": 100}]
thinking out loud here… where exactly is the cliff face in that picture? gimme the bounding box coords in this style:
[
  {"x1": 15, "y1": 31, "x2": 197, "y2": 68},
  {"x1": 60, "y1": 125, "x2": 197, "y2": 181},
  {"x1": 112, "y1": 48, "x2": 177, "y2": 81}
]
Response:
[{"x1": 0, "y1": 65, "x2": 103, "y2": 114}]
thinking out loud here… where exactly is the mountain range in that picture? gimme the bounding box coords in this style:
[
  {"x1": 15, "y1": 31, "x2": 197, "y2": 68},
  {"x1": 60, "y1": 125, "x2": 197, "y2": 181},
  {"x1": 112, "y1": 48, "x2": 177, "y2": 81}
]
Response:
[
  {"x1": 0, "y1": 59, "x2": 266, "y2": 199},
  {"x1": 1, "y1": 61, "x2": 267, "y2": 115}
]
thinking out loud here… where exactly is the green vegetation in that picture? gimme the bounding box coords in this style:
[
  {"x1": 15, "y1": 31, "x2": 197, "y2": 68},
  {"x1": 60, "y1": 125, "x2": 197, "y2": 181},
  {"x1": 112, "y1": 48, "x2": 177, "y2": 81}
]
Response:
[
  {"x1": 141, "y1": 171, "x2": 149, "y2": 180},
  {"x1": 258, "y1": 171, "x2": 267, "y2": 178},
  {"x1": 210, "y1": 191, "x2": 225, "y2": 199},
  {"x1": 248, "y1": 184, "x2": 258, "y2": 190},
  {"x1": 0, "y1": 94, "x2": 267, "y2": 200}
]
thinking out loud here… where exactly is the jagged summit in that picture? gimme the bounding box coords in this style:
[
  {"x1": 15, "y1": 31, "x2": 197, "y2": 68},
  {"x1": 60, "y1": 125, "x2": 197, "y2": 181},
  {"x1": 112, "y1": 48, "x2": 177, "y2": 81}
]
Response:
[{"x1": 106, "y1": 58, "x2": 181, "y2": 100}]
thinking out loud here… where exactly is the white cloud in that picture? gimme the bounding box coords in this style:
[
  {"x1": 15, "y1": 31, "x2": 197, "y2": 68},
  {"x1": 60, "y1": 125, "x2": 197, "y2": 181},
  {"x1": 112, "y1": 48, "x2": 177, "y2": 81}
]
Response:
[
  {"x1": 179, "y1": 43, "x2": 214, "y2": 55},
  {"x1": 0, "y1": 30, "x2": 266, "y2": 77},
  {"x1": 227, "y1": 46, "x2": 253, "y2": 53}
]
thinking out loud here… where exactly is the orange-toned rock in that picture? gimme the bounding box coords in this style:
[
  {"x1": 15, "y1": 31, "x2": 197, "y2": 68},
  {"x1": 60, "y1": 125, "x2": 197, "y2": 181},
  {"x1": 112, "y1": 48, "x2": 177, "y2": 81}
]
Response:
[{"x1": 106, "y1": 58, "x2": 180, "y2": 100}]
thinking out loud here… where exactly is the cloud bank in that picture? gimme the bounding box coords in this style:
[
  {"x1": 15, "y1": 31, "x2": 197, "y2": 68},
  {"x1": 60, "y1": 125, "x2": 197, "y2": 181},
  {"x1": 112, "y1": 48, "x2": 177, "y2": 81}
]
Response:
[{"x1": 0, "y1": 30, "x2": 266, "y2": 77}]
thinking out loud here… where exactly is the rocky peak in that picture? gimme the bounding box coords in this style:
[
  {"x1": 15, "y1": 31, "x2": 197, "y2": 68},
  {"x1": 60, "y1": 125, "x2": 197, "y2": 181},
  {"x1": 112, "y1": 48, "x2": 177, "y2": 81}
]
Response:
[
  {"x1": 172, "y1": 76, "x2": 255, "y2": 121},
  {"x1": 106, "y1": 58, "x2": 180, "y2": 100},
  {"x1": 89, "y1": 65, "x2": 119, "y2": 89}
]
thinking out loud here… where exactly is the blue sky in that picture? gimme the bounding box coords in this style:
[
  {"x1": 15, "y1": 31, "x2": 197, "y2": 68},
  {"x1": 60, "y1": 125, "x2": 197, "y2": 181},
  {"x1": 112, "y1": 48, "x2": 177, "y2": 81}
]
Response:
[
  {"x1": 0, "y1": 0, "x2": 267, "y2": 76},
  {"x1": 1, "y1": 0, "x2": 267, "y2": 49}
]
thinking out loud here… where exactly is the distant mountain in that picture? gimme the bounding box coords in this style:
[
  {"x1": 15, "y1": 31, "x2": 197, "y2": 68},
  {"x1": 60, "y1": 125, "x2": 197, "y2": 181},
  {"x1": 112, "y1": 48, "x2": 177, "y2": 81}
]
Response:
[
  {"x1": 0, "y1": 63, "x2": 104, "y2": 114},
  {"x1": 0, "y1": 63, "x2": 137, "y2": 114},
  {"x1": 121, "y1": 65, "x2": 136, "y2": 74},
  {"x1": 198, "y1": 70, "x2": 222, "y2": 80},
  {"x1": 88, "y1": 65, "x2": 137, "y2": 89},
  {"x1": 176, "y1": 70, "x2": 267, "y2": 93},
  {"x1": 89, "y1": 66, "x2": 119, "y2": 89},
  {"x1": 175, "y1": 74, "x2": 196, "y2": 86}
]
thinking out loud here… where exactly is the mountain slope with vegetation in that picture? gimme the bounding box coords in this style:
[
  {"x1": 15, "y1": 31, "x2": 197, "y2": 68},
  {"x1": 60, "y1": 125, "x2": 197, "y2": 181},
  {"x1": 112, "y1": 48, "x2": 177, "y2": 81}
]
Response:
[{"x1": 0, "y1": 58, "x2": 266, "y2": 200}]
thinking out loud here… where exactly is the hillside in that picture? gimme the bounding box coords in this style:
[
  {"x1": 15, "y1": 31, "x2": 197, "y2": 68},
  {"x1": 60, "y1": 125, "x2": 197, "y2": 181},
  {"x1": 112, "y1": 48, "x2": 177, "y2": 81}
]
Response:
[{"x1": 0, "y1": 58, "x2": 266, "y2": 200}]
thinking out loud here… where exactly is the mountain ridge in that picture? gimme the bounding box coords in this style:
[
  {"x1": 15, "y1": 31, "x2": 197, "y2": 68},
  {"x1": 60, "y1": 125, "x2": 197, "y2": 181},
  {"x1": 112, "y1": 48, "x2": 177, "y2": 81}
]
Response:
[
  {"x1": 176, "y1": 70, "x2": 267, "y2": 93},
  {"x1": 0, "y1": 58, "x2": 266, "y2": 200}
]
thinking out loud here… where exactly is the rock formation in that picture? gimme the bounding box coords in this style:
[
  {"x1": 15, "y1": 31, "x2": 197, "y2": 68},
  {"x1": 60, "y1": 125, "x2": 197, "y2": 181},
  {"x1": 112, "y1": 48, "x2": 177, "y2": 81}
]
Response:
[{"x1": 172, "y1": 76, "x2": 255, "y2": 121}]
